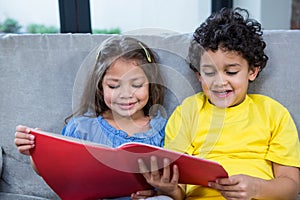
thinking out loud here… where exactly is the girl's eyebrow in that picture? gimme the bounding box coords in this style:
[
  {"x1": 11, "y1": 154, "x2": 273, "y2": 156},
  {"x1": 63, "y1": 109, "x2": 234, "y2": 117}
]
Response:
[
  {"x1": 200, "y1": 64, "x2": 215, "y2": 68},
  {"x1": 105, "y1": 78, "x2": 119, "y2": 82},
  {"x1": 130, "y1": 77, "x2": 147, "y2": 81}
]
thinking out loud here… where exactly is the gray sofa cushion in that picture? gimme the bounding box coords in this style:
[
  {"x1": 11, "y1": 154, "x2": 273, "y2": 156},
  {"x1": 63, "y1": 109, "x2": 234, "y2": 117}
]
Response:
[{"x1": 0, "y1": 147, "x2": 2, "y2": 177}]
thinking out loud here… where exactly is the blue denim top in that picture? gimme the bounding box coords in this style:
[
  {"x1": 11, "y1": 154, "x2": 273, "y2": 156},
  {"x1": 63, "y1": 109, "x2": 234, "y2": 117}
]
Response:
[{"x1": 61, "y1": 112, "x2": 166, "y2": 148}]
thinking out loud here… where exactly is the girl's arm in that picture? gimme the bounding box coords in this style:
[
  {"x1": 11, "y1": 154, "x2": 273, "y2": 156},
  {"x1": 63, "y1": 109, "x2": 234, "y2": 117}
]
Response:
[
  {"x1": 209, "y1": 163, "x2": 299, "y2": 200},
  {"x1": 15, "y1": 125, "x2": 40, "y2": 174}
]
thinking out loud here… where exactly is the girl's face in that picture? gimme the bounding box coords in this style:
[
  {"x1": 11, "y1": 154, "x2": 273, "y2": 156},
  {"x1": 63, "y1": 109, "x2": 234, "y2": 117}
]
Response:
[
  {"x1": 197, "y1": 49, "x2": 259, "y2": 108},
  {"x1": 102, "y1": 58, "x2": 149, "y2": 119}
]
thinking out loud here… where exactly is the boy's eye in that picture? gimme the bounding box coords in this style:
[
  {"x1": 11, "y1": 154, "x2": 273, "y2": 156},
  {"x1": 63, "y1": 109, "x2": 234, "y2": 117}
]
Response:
[{"x1": 226, "y1": 71, "x2": 238, "y2": 75}]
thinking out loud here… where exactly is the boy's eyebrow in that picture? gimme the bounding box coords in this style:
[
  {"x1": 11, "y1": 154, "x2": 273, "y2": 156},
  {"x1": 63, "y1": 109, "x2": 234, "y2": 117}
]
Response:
[
  {"x1": 105, "y1": 76, "x2": 147, "y2": 82},
  {"x1": 200, "y1": 63, "x2": 242, "y2": 68},
  {"x1": 226, "y1": 63, "x2": 241, "y2": 67}
]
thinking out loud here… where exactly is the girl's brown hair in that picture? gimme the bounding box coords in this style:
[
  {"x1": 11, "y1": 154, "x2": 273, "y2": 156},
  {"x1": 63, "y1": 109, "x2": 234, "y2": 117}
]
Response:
[{"x1": 65, "y1": 36, "x2": 164, "y2": 123}]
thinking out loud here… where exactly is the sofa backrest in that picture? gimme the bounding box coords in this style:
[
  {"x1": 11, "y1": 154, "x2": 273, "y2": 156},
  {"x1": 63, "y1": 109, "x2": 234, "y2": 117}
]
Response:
[{"x1": 0, "y1": 31, "x2": 299, "y2": 198}]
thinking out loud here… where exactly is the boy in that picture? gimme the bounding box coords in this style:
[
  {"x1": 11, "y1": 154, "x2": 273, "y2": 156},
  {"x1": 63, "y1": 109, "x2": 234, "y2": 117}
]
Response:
[{"x1": 136, "y1": 7, "x2": 300, "y2": 200}]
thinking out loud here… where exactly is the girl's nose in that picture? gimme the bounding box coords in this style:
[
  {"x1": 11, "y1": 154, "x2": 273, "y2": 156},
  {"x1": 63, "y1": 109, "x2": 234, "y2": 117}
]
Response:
[{"x1": 119, "y1": 85, "x2": 134, "y2": 98}]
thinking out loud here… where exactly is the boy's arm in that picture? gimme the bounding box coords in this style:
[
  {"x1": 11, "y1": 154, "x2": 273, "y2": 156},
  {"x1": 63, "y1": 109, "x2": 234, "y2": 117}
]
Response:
[
  {"x1": 254, "y1": 163, "x2": 299, "y2": 199},
  {"x1": 209, "y1": 163, "x2": 299, "y2": 199}
]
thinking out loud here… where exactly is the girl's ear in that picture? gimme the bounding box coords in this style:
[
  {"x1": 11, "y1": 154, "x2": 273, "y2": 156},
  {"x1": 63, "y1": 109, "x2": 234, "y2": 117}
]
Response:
[{"x1": 249, "y1": 67, "x2": 260, "y2": 81}]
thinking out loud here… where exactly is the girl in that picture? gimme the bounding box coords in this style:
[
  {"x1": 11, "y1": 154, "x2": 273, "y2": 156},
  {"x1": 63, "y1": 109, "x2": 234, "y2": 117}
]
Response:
[{"x1": 15, "y1": 35, "x2": 167, "y2": 199}]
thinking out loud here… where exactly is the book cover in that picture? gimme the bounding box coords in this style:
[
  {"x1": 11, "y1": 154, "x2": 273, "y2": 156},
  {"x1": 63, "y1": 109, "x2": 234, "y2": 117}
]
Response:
[{"x1": 29, "y1": 129, "x2": 228, "y2": 200}]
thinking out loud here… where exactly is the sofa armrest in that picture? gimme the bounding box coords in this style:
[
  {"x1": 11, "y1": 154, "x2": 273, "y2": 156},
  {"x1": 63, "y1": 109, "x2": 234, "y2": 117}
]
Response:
[{"x1": 0, "y1": 192, "x2": 50, "y2": 200}]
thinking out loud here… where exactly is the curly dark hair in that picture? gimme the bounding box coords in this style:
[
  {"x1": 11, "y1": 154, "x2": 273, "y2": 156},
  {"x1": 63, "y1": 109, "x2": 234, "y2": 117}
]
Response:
[{"x1": 188, "y1": 7, "x2": 268, "y2": 76}]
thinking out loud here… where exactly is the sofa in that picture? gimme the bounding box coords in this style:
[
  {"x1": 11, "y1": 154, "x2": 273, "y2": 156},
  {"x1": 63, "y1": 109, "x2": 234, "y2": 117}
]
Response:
[{"x1": 0, "y1": 31, "x2": 299, "y2": 199}]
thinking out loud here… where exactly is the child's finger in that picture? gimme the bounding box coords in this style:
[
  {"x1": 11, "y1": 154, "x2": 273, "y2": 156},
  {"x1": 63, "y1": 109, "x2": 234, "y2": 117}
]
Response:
[
  {"x1": 150, "y1": 156, "x2": 160, "y2": 180},
  {"x1": 161, "y1": 158, "x2": 171, "y2": 183},
  {"x1": 170, "y1": 164, "x2": 179, "y2": 184},
  {"x1": 15, "y1": 125, "x2": 31, "y2": 133},
  {"x1": 132, "y1": 189, "x2": 156, "y2": 199},
  {"x1": 138, "y1": 158, "x2": 151, "y2": 179},
  {"x1": 15, "y1": 137, "x2": 35, "y2": 146},
  {"x1": 17, "y1": 144, "x2": 34, "y2": 155},
  {"x1": 15, "y1": 131, "x2": 35, "y2": 141}
]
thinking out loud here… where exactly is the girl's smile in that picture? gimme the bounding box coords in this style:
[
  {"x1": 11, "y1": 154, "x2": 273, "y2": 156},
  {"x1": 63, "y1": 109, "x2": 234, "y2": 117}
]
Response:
[{"x1": 117, "y1": 101, "x2": 138, "y2": 110}]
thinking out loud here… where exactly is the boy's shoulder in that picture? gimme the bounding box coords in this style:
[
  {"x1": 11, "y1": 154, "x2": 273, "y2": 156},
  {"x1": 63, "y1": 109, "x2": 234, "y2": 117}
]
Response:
[
  {"x1": 248, "y1": 93, "x2": 281, "y2": 104},
  {"x1": 182, "y1": 92, "x2": 206, "y2": 105},
  {"x1": 247, "y1": 94, "x2": 288, "y2": 111}
]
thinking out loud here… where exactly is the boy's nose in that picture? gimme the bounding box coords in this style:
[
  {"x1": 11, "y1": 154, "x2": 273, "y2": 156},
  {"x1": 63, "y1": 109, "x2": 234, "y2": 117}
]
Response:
[{"x1": 213, "y1": 74, "x2": 228, "y2": 86}]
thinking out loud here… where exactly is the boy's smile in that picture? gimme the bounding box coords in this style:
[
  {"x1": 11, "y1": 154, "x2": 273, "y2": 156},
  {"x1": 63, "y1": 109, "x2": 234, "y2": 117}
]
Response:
[{"x1": 198, "y1": 49, "x2": 259, "y2": 108}]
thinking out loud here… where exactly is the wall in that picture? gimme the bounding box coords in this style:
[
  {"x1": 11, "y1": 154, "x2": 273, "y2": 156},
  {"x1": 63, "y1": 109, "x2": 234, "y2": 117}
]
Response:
[
  {"x1": 90, "y1": 0, "x2": 211, "y2": 33},
  {"x1": 0, "y1": 0, "x2": 210, "y2": 33},
  {"x1": 0, "y1": 0, "x2": 60, "y2": 32},
  {"x1": 234, "y1": 0, "x2": 292, "y2": 30},
  {"x1": 0, "y1": 0, "x2": 293, "y2": 33}
]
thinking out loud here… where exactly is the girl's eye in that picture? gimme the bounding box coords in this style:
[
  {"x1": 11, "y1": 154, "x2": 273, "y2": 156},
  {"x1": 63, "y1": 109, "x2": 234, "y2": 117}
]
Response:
[
  {"x1": 132, "y1": 84, "x2": 143, "y2": 88},
  {"x1": 204, "y1": 72, "x2": 215, "y2": 76},
  {"x1": 108, "y1": 85, "x2": 119, "y2": 89}
]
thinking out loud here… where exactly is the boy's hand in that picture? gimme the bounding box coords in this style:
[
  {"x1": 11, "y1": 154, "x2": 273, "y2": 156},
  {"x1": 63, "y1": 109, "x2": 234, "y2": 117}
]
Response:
[
  {"x1": 14, "y1": 125, "x2": 35, "y2": 156},
  {"x1": 208, "y1": 174, "x2": 258, "y2": 200},
  {"x1": 137, "y1": 156, "x2": 184, "y2": 200}
]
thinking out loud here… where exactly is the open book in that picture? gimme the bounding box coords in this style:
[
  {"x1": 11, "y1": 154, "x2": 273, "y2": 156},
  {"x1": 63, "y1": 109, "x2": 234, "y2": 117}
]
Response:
[{"x1": 29, "y1": 129, "x2": 228, "y2": 200}]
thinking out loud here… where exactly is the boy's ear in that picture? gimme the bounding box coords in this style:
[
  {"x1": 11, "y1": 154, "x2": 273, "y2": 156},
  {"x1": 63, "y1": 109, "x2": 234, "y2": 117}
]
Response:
[
  {"x1": 249, "y1": 67, "x2": 260, "y2": 81},
  {"x1": 195, "y1": 72, "x2": 202, "y2": 82}
]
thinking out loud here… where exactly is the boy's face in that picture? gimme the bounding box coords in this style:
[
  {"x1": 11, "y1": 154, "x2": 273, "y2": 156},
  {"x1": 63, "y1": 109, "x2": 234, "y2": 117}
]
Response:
[{"x1": 197, "y1": 49, "x2": 259, "y2": 108}]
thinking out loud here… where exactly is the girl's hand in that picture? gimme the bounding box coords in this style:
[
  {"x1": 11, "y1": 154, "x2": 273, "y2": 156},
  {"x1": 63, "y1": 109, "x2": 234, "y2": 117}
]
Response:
[
  {"x1": 208, "y1": 174, "x2": 259, "y2": 200},
  {"x1": 137, "y1": 156, "x2": 184, "y2": 200},
  {"x1": 131, "y1": 189, "x2": 156, "y2": 200},
  {"x1": 14, "y1": 125, "x2": 35, "y2": 156}
]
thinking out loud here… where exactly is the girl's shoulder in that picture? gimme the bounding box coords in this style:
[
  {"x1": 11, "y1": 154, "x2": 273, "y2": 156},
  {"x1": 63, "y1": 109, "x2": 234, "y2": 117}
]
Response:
[
  {"x1": 67, "y1": 115, "x2": 99, "y2": 126},
  {"x1": 62, "y1": 115, "x2": 100, "y2": 135},
  {"x1": 149, "y1": 111, "x2": 167, "y2": 130}
]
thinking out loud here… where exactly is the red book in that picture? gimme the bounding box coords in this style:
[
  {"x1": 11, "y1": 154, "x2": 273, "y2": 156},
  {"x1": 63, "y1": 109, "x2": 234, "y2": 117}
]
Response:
[{"x1": 29, "y1": 129, "x2": 228, "y2": 200}]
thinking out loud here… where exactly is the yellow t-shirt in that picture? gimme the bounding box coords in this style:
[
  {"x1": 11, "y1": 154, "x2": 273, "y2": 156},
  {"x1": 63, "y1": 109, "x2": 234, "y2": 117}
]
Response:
[{"x1": 164, "y1": 93, "x2": 300, "y2": 200}]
